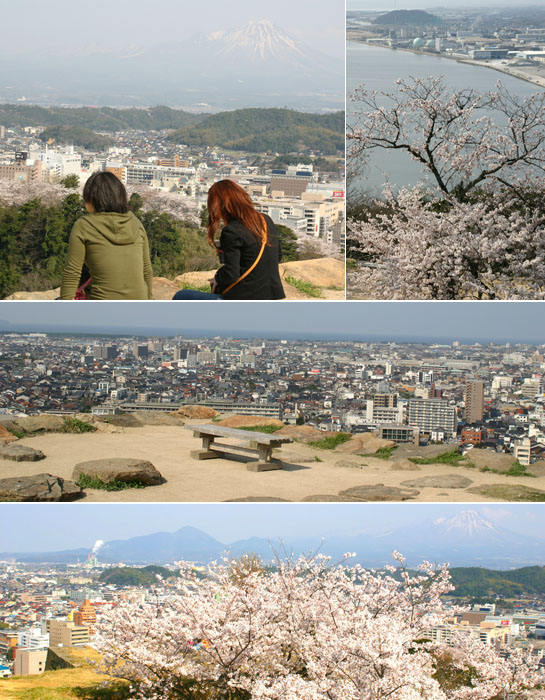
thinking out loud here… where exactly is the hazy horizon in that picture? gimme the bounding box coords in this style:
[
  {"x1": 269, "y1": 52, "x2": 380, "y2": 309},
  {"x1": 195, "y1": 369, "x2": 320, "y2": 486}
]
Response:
[
  {"x1": 0, "y1": 503, "x2": 543, "y2": 553},
  {"x1": 3, "y1": 1, "x2": 344, "y2": 60},
  {"x1": 1, "y1": 302, "x2": 544, "y2": 345}
]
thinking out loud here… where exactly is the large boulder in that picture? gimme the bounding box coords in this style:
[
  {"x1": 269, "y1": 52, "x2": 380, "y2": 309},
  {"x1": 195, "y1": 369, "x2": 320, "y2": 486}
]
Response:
[
  {"x1": 14, "y1": 415, "x2": 65, "y2": 433},
  {"x1": 0, "y1": 473, "x2": 82, "y2": 501},
  {"x1": 0, "y1": 444, "x2": 46, "y2": 462},
  {"x1": 0, "y1": 425, "x2": 18, "y2": 444},
  {"x1": 72, "y1": 458, "x2": 164, "y2": 486}
]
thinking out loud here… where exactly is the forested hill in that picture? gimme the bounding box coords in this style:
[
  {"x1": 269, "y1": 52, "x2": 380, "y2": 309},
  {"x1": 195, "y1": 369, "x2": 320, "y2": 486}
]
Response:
[
  {"x1": 373, "y1": 10, "x2": 442, "y2": 25},
  {"x1": 449, "y1": 566, "x2": 545, "y2": 597},
  {"x1": 99, "y1": 565, "x2": 179, "y2": 586},
  {"x1": 39, "y1": 126, "x2": 113, "y2": 151},
  {"x1": 0, "y1": 104, "x2": 204, "y2": 131},
  {"x1": 168, "y1": 108, "x2": 344, "y2": 154}
]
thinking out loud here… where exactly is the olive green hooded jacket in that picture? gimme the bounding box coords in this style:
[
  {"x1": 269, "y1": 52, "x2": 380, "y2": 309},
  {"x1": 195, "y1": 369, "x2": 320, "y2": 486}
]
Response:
[{"x1": 60, "y1": 212, "x2": 153, "y2": 300}]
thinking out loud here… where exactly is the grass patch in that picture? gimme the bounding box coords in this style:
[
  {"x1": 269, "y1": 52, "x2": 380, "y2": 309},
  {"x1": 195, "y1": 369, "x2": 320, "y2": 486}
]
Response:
[
  {"x1": 408, "y1": 449, "x2": 465, "y2": 466},
  {"x1": 61, "y1": 417, "x2": 97, "y2": 434},
  {"x1": 6, "y1": 427, "x2": 25, "y2": 439},
  {"x1": 479, "y1": 462, "x2": 535, "y2": 478},
  {"x1": 308, "y1": 433, "x2": 352, "y2": 450},
  {"x1": 359, "y1": 445, "x2": 398, "y2": 460},
  {"x1": 314, "y1": 455, "x2": 323, "y2": 462},
  {"x1": 284, "y1": 275, "x2": 323, "y2": 298},
  {"x1": 76, "y1": 474, "x2": 147, "y2": 492},
  {"x1": 239, "y1": 425, "x2": 283, "y2": 434}
]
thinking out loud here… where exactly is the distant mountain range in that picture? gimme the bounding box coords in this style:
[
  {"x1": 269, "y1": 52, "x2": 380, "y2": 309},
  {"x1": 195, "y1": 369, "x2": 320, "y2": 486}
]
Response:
[
  {"x1": 2, "y1": 512, "x2": 544, "y2": 570},
  {"x1": 0, "y1": 20, "x2": 343, "y2": 110}
]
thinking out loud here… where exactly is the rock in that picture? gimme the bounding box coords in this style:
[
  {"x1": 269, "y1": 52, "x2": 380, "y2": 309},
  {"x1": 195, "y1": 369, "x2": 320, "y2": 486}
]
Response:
[
  {"x1": 0, "y1": 444, "x2": 46, "y2": 462},
  {"x1": 223, "y1": 497, "x2": 292, "y2": 502},
  {"x1": 338, "y1": 484, "x2": 419, "y2": 501},
  {"x1": 275, "y1": 425, "x2": 338, "y2": 442},
  {"x1": 15, "y1": 415, "x2": 65, "y2": 433},
  {"x1": 0, "y1": 473, "x2": 82, "y2": 502},
  {"x1": 0, "y1": 425, "x2": 18, "y2": 444},
  {"x1": 272, "y1": 450, "x2": 316, "y2": 464},
  {"x1": 173, "y1": 406, "x2": 218, "y2": 420},
  {"x1": 401, "y1": 475, "x2": 473, "y2": 489},
  {"x1": 465, "y1": 450, "x2": 517, "y2": 473},
  {"x1": 390, "y1": 461, "x2": 421, "y2": 472},
  {"x1": 4, "y1": 289, "x2": 59, "y2": 300},
  {"x1": 279, "y1": 258, "x2": 345, "y2": 289},
  {"x1": 96, "y1": 414, "x2": 141, "y2": 428},
  {"x1": 336, "y1": 433, "x2": 396, "y2": 455},
  {"x1": 72, "y1": 458, "x2": 164, "y2": 486},
  {"x1": 5, "y1": 259, "x2": 346, "y2": 302},
  {"x1": 466, "y1": 484, "x2": 545, "y2": 502},
  {"x1": 334, "y1": 459, "x2": 367, "y2": 470},
  {"x1": 216, "y1": 415, "x2": 283, "y2": 428},
  {"x1": 130, "y1": 411, "x2": 184, "y2": 426}
]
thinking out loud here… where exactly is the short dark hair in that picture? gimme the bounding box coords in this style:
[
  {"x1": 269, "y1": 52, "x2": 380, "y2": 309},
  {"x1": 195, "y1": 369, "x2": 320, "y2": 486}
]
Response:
[{"x1": 83, "y1": 171, "x2": 129, "y2": 214}]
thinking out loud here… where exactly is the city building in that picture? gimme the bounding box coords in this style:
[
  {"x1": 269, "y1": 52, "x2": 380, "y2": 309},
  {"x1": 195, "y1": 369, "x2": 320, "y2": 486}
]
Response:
[{"x1": 465, "y1": 380, "x2": 484, "y2": 423}]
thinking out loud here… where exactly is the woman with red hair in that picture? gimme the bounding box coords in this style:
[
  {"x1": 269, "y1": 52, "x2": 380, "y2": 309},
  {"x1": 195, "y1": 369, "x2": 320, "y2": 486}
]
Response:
[{"x1": 173, "y1": 180, "x2": 285, "y2": 300}]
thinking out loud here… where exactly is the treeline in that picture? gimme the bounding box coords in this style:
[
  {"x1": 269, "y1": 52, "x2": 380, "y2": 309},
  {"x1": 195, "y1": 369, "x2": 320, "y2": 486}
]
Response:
[
  {"x1": 0, "y1": 104, "x2": 204, "y2": 131},
  {"x1": 99, "y1": 565, "x2": 179, "y2": 586},
  {"x1": 0, "y1": 190, "x2": 216, "y2": 298},
  {"x1": 169, "y1": 108, "x2": 344, "y2": 154},
  {"x1": 449, "y1": 565, "x2": 545, "y2": 598},
  {"x1": 39, "y1": 126, "x2": 114, "y2": 151}
]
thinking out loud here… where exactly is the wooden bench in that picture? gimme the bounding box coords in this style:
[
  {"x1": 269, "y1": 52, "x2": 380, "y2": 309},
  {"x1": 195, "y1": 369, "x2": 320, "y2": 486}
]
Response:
[{"x1": 185, "y1": 424, "x2": 293, "y2": 472}]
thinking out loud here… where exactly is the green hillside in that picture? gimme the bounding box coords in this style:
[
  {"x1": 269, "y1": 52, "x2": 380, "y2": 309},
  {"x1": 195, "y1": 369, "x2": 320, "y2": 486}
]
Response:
[
  {"x1": 449, "y1": 566, "x2": 545, "y2": 597},
  {"x1": 168, "y1": 108, "x2": 344, "y2": 154},
  {"x1": 99, "y1": 565, "x2": 179, "y2": 586},
  {"x1": 39, "y1": 126, "x2": 113, "y2": 151},
  {"x1": 0, "y1": 104, "x2": 203, "y2": 131}
]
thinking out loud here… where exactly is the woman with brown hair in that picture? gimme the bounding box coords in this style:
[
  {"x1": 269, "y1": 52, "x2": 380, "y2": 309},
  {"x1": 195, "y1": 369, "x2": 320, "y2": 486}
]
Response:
[{"x1": 173, "y1": 179, "x2": 285, "y2": 300}]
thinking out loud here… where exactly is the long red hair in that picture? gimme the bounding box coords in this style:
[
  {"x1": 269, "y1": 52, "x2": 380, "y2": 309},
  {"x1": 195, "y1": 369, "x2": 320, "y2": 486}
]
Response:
[{"x1": 207, "y1": 180, "x2": 267, "y2": 247}]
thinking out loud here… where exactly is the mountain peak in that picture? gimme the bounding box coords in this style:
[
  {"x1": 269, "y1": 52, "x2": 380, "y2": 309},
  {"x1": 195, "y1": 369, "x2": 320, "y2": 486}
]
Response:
[
  {"x1": 434, "y1": 510, "x2": 499, "y2": 537},
  {"x1": 207, "y1": 19, "x2": 305, "y2": 61}
]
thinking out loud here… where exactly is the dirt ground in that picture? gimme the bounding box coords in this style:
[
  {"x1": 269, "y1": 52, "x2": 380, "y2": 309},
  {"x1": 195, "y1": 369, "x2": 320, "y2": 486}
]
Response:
[{"x1": 3, "y1": 424, "x2": 544, "y2": 502}]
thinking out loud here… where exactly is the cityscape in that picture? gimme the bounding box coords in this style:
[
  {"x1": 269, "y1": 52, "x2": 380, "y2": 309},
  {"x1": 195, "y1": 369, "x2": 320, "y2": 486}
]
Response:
[
  {"x1": 0, "y1": 504, "x2": 544, "y2": 687},
  {"x1": 1, "y1": 330, "x2": 544, "y2": 457},
  {"x1": 347, "y1": 4, "x2": 545, "y2": 88}
]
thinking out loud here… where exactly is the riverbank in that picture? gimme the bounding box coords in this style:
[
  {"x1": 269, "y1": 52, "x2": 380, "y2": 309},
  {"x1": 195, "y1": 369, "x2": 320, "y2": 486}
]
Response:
[{"x1": 347, "y1": 37, "x2": 545, "y2": 90}]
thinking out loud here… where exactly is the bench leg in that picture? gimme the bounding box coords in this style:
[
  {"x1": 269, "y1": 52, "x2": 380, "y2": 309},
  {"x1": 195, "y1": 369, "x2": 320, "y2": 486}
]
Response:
[
  {"x1": 248, "y1": 446, "x2": 282, "y2": 472},
  {"x1": 247, "y1": 459, "x2": 282, "y2": 472},
  {"x1": 191, "y1": 435, "x2": 221, "y2": 460}
]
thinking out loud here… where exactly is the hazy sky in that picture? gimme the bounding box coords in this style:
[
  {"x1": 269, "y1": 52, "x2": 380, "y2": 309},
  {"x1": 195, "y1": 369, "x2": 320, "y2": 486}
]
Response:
[
  {"x1": 347, "y1": 1, "x2": 541, "y2": 9},
  {"x1": 2, "y1": 0, "x2": 344, "y2": 59},
  {"x1": 0, "y1": 503, "x2": 542, "y2": 552},
  {"x1": 1, "y1": 301, "x2": 544, "y2": 344}
]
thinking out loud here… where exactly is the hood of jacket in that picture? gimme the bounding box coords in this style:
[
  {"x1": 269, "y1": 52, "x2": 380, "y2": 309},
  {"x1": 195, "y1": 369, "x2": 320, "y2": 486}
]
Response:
[{"x1": 82, "y1": 212, "x2": 142, "y2": 245}]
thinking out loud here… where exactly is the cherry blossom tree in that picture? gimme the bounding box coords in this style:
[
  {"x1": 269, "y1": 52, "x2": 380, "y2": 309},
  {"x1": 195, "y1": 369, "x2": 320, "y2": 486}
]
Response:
[
  {"x1": 93, "y1": 553, "x2": 543, "y2": 700},
  {"x1": 348, "y1": 186, "x2": 545, "y2": 299},
  {"x1": 347, "y1": 76, "x2": 545, "y2": 299},
  {"x1": 348, "y1": 76, "x2": 545, "y2": 200}
]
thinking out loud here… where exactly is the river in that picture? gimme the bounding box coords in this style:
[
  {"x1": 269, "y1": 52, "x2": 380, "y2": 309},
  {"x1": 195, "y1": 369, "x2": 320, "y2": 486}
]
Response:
[{"x1": 347, "y1": 41, "x2": 545, "y2": 196}]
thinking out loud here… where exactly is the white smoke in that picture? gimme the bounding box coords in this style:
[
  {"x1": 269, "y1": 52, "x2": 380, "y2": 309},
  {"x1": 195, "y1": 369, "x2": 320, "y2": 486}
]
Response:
[{"x1": 91, "y1": 539, "x2": 104, "y2": 556}]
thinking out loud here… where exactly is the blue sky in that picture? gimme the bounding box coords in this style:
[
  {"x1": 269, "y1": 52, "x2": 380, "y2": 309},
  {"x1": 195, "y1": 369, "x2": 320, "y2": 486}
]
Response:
[
  {"x1": 0, "y1": 503, "x2": 542, "y2": 552},
  {"x1": 0, "y1": 301, "x2": 544, "y2": 344}
]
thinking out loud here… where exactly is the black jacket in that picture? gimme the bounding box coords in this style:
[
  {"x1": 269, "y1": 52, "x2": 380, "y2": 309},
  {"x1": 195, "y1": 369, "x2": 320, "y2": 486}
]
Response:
[{"x1": 214, "y1": 215, "x2": 286, "y2": 300}]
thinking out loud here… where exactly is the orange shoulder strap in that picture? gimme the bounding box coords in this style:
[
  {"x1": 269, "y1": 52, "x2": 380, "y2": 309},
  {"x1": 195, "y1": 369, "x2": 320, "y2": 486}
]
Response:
[{"x1": 221, "y1": 220, "x2": 267, "y2": 296}]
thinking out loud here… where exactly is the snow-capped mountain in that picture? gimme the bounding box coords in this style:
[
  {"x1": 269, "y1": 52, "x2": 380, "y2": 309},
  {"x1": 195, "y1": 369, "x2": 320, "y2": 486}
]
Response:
[{"x1": 0, "y1": 20, "x2": 343, "y2": 110}]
